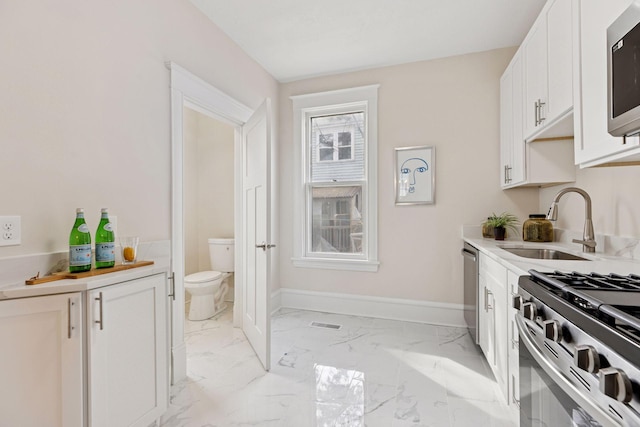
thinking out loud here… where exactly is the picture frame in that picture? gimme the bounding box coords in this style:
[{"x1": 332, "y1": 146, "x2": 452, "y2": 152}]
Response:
[{"x1": 394, "y1": 145, "x2": 435, "y2": 205}]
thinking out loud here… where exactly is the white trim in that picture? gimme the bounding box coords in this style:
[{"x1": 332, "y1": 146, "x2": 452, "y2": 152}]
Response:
[
  {"x1": 271, "y1": 288, "x2": 282, "y2": 315},
  {"x1": 291, "y1": 257, "x2": 380, "y2": 272},
  {"x1": 167, "y1": 61, "x2": 252, "y2": 384},
  {"x1": 291, "y1": 85, "x2": 379, "y2": 271},
  {"x1": 277, "y1": 288, "x2": 465, "y2": 327}
]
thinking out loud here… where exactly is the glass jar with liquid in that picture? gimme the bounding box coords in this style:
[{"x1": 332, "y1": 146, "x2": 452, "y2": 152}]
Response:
[{"x1": 523, "y1": 214, "x2": 553, "y2": 242}]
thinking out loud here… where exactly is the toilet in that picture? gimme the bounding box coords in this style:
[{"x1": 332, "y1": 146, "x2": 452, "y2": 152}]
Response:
[{"x1": 184, "y1": 238, "x2": 234, "y2": 321}]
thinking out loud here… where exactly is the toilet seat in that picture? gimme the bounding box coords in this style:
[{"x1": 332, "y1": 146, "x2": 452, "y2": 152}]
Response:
[{"x1": 185, "y1": 271, "x2": 223, "y2": 285}]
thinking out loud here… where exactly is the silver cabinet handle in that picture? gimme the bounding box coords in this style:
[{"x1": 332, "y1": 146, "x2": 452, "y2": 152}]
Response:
[
  {"x1": 534, "y1": 100, "x2": 539, "y2": 126},
  {"x1": 67, "y1": 298, "x2": 75, "y2": 339},
  {"x1": 484, "y1": 286, "x2": 488, "y2": 311},
  {"x1": 511, "y1": 319, "x2": 519, "y2": 349},
  {"x1": 512, "y1": 374, "x2": 520, "y2": 407},
  {"x1": 538, "y1": 99, "x2": 546, "y2": 124},
  {"x1": 486, "y1": 289, "x2": 494, "y2": 310},
  {"x1": 95, "y1": 292, "x2": 104, "y2": 330}
]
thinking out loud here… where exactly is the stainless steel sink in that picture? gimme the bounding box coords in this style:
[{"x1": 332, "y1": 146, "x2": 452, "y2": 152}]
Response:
[{"x1": 500, "y1": 247, "x2": 589, "y2": 261}]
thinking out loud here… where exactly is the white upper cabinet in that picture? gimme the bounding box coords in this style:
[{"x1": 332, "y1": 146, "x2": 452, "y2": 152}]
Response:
[
  {"x1": 500, "y1": 52, "x2": 525, "y2": 187},
  {"x1": 573, "y1": 0, "x2": 640, "y2": 167},
  {"x1": 500, "y1": 0, "x2": 576, "y2": 189},
  {"x1": 523, "y1": 0, "x2": 574, "y2": 140}
]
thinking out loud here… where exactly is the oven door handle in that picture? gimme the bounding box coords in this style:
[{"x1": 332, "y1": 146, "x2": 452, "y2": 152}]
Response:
[{"x1": 515, "y1": 316, "x2": 620, "y2": 427}]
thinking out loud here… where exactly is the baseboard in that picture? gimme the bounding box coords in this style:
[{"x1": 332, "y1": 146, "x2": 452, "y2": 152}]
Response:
[{"x1": 274, "y1": 288, "x2": 465, "y2": 327}]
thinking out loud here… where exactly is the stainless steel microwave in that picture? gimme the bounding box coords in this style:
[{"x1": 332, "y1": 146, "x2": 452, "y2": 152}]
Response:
[{"x1": 608, "y1": 1, "x2": 640, "y2": 137}]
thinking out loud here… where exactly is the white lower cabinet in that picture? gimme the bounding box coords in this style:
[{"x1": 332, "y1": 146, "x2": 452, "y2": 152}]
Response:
[
  {"x1": 507, "y1": 270, "x2": 521, "y2": 426},
  {"x1": 0, "y1": 293, "x2": 84, "y2": 427},
  {"x1": 0, "y1": 272, "x2": 168, "y2": 427},
  {"x1": 478, "y1": 254, "x2": 508, "y2": 402},
  {"x1": 88, "y1": 273, "x2": 168, "y2": 427},
  {"x1": 478, "y1": 254, "x2": 521, "y2": 422}
]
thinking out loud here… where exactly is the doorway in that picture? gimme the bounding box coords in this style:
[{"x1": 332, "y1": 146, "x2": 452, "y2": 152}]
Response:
[
  {"x1": 167, "y1": 62, "x2": 272, "y2": 383},
  {"x1": 183, "y1": 106, "x2": 236, "y2": 314}
]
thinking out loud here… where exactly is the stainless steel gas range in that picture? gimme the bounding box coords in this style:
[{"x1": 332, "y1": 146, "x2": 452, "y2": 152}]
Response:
[{"x1": 515, "y1": 270, "x2": 640, "y2": 427}]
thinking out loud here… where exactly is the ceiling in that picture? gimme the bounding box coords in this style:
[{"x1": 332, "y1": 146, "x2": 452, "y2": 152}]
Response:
[{"x1": 189, "y1": 0, "x2": 546, "y2": 82}]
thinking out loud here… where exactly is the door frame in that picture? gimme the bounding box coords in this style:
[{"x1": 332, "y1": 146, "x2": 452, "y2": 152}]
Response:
[{"x1": 167, "y1": 62, "x2": 252, "y2": 383}]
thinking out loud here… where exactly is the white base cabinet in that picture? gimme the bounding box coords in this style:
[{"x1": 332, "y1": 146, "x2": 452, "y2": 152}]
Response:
[
  {"x1": 88, "y1": 273, "x2": 168, "y2": 427},
  {"x1": 478, "y1": 254, "x2": 508, "y2": 402},
  {"x1": 0, "y1": 272, "x2": 168, "y2": 427},
  {"x1": 478, "y1": 254, "x2": 521, "y2": 424},
  {"x1": 0, "y1": 293, "x2": 83, "y2": 427}
]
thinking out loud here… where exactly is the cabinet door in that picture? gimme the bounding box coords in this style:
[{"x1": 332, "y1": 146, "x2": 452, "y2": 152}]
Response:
[
  {"x1": 478, "y1": 274, "x2": 493, "y2": 365},
  {"x1": 507, "y1": 270, "x2": 521, "y2": 425},
  {"x1": 88, "y1": 274, "x2": 168, "y2": 427},
  {"x1": 0, "y1": 293, "x2": 83, "y2": 427},
  {"x1": 500, "y1": 52, "x2": 525, "y2": 188},
  {"x1": 574, "y1": 0, "x2": 637, "y2": 166},
  {"x1": 524, "y1": 14, "x2": 549, "y2": 137},
  {"x1": 547, "y1": 0, "x2": 573, "y2": 123}
]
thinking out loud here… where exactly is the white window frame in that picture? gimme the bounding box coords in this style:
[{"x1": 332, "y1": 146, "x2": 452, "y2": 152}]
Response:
[{"x1": 291, "y1": 85, "x2": 379, "y2": 272}]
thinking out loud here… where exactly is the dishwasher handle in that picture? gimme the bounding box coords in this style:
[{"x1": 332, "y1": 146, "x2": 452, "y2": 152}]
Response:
[{"x1": 461, "y1": 248, "x2": 477, "y2": 262}]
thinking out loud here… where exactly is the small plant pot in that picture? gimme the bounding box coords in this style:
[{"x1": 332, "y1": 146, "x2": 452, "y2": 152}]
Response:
[{"x1": 494, "y1": 226, "x2": 506, "y2": 241}]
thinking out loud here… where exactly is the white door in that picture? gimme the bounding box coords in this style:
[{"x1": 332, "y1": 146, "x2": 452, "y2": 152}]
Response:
[{"x1": 242, "y1": 99, "x2": 272, "y2": 370}]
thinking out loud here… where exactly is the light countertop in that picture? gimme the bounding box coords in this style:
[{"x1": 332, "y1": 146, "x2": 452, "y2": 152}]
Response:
[{"x1": 463, "y1": 228, "x2": 640, "y2": 277}]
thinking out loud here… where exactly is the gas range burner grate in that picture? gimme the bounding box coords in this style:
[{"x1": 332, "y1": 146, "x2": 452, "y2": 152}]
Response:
[{"x1": 532, "y1": 271, "x2": 640, "y2": 291}]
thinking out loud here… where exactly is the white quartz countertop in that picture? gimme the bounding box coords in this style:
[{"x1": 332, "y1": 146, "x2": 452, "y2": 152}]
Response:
[
  {"x1": 464, "y1": 234, "x2": 640, "y2": 277},
  {"x1": 0, "y1": 240, "x2": 171, "y2": 300},
  {"x1": 0, "y1": 262, "x2": 169, "y2": 300}
]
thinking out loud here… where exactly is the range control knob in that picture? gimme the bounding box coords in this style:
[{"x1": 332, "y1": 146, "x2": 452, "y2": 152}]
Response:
[
  {"x1": 543, "y1": 320, "x2": 563, "y2": 342},
  {"x1": 600, "y1": 367, "x2": 633, "y2": 403},
  {"x1": 574, "y1": 345, "x2": 600, "y2": 373},
  {"x1": 513, "y1": 295, "x2": 524, "y2": 311},
  {"x1": 522, "y1": 302, "x2": 537, "y2": 321}
]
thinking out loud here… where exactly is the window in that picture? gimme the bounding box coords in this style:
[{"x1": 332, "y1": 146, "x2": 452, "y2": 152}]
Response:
[{"x1": 291, "y1": 85, "x2": 379, "y2": 271}]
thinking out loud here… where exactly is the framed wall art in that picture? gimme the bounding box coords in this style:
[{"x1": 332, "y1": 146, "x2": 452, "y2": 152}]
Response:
[{"x1": 394, "y1": 145, "x2": 435, "y2": 205}]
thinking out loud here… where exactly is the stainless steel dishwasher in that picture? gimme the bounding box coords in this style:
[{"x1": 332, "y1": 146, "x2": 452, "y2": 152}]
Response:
[{"x1": 461, "y1": 242, "x2": 479, "y2": 344}]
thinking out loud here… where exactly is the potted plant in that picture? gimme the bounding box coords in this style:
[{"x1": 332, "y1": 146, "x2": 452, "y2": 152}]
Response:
[{"x1": 484, "y1": 212, "x2": 519, "y2": 241}]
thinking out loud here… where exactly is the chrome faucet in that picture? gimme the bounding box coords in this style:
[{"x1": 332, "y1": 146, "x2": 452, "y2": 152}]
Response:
[{"x1": 546, "y1": 187, "x2": 596, "y2": 253}]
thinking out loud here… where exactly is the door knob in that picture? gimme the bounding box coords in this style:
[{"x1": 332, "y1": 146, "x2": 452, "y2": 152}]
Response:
[{"x1": 256, "y1": 242, "x2": 277, "y2": 251}]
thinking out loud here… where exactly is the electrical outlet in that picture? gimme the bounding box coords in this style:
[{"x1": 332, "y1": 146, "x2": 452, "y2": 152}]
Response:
[{"x1": 0, "y1": 216, "x2": 21, "y2": 246}]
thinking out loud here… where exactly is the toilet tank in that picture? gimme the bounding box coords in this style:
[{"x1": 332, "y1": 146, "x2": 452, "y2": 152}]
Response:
[{"x1": 208, "y1": 238, "x2": 234, "y2": 272}]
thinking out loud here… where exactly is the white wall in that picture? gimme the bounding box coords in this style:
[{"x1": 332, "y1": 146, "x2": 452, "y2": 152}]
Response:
[
  {"x1": 278, "y1": 48, "x2": 539, "y2": 305},
  {"x1": 539, "y1": 166, "x2": 640, "y2": 240},
  {"x1": 183, "y1": 107, "x2": 235, "y2": 275},
  {"x1": 0, "y1": 0, "x2": 278, "y2": 257}
]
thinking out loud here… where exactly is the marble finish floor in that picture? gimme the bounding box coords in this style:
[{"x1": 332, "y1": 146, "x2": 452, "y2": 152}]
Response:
[{"x1": 160, "y1": 307, "x2": 516, "y2": 427}]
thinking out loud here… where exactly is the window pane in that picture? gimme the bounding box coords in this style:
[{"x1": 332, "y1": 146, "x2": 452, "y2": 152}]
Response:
[
  {"x1": 310, "y1": 186, "x2": 363, "y2": 255},
  {"x1": 319, "y1": 148, "x2": 334, "y2": 161},
  {"x1": 310, "y1": 112, "x2": 364, "y2": 181}
]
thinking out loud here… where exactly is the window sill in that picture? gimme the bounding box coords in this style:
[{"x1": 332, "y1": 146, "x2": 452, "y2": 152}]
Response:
[{"x1": 291, "y1": 257, "x2": 380, "y2": 272}]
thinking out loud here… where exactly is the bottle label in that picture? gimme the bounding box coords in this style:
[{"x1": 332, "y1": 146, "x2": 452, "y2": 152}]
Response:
[
  {"x1": 103, "y1": 223, "x2": 114, "y2": 232},
  {"x1": 78, "y1": 224, "x2": 90, "y2": 233},
  {"x1": 69, "y1": 244, "x2": 92, "y2": 266},
  {"x1": 96, "y1": 242, "x2": 115, "y2": 262}
]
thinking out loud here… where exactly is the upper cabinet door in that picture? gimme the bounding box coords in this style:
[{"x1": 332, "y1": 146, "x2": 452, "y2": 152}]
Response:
[
  {"x1": 523, "y1": 15, "x2": 549, "y2": 138},
  {"x1": 573, "y1": 0, "x2": 640, "y2": 167},
  {"x1": 547, "y1": 0, "x2": 574, "y2": 122}
]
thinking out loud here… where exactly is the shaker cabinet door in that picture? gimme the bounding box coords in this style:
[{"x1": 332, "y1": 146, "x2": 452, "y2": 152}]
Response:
[
  {"x1": 0, "y1": 293, "x2": 83, "y2": 427},
  {"x1": 87, "y1": 273, "x2": 168, "y2": 427}
]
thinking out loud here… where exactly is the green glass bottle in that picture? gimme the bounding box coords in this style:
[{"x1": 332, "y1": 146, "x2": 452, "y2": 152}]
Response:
[
  {"x1": 95, "y1": 208, "x2": 115, "y2": 268},
  {"x1": 69, "y1": 208, "x2": 92, "y2": 273}
]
